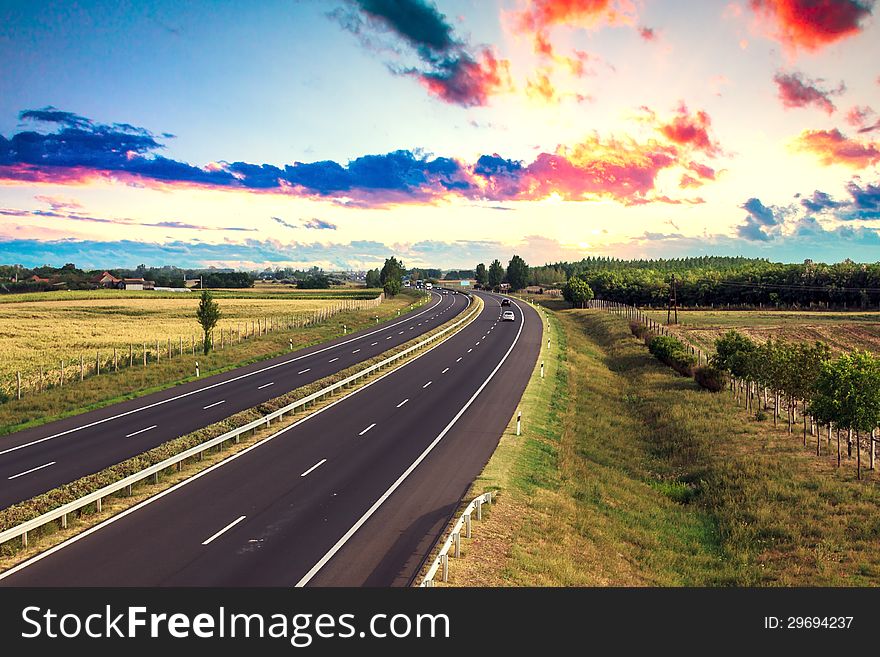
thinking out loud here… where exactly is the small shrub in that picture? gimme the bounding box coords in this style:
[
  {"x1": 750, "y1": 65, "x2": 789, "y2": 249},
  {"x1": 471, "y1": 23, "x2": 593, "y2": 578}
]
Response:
[
  {"x1": 694, "y1": 366, "x2": 727, "y2": 392},
  {"x1": 649, "y1": 335, "x2": 697, "y2": 376},
  {"x1": 755, "y1": 409, "x2": 768, "y2": 422}
]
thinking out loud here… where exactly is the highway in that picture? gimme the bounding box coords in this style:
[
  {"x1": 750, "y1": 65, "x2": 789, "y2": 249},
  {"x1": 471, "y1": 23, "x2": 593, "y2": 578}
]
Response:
[
  {"x1": 0, "y1": 291, "x2": 542, "y2": 586},
  {"x1": 0, "y1": 290, "x2": 469, "y2": 509}
]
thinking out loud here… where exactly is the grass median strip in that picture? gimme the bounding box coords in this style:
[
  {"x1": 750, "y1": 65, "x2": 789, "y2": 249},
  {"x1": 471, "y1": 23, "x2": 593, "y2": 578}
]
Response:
[{"x1": 0, "y1": 294, "x2": 482, "y2": 571}]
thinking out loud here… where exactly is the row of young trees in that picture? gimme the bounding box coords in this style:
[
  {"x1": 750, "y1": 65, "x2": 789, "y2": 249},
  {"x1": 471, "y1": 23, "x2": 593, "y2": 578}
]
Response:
[{"x1": 711, "y1": 330, "x2": 880, "y2": 478}]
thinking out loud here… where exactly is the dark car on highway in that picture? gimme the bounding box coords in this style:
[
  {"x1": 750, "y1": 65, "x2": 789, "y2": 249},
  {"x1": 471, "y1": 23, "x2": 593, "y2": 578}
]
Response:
[{"x1": 501, "y1": 298, "x2": 511, "y2": 306}]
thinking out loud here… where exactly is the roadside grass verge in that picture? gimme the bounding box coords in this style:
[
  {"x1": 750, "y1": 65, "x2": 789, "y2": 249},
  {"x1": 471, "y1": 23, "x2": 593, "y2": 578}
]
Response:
[
  {"x1": 0, "y1": 292, "x2": 424, "y2": 437},
  {"x1": 448, "y1": 306, "x2": 880, "y2": 586},
  {"x1": 0, "y1": 294, "x2": 482, "y2": 571}
]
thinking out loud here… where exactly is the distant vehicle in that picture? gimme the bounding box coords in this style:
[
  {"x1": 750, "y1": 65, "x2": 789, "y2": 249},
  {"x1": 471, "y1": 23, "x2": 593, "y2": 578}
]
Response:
[
  {"x1": 502, "y1": 310, "x2": 515, "y2": 321},
  {"x1": 500, "y1": 298, "x2": 511, "y2": 307},
  {"x1": 403, "y1": 281, "x2": 411, "y2": 287},
  {"x1": 425, "y1": 282, "x2": 433, "y2": 289}
]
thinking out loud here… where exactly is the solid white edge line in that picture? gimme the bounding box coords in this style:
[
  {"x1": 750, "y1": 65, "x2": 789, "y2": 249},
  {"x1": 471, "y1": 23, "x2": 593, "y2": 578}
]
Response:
[
  {"x1": 0, "y1": 292, "x2": 475, "y2": 582},
  {"x1": 294, "y1": 294, "x2": 527, "y2": 587},
  {"x1": 300, "y1": 458, "x2": 327, "y2": 478},
  {"x1": 202, "y1": 400, "x2": 226, "y2": 410},
  {"x1": 7, "y1": 461, "x2": 57, "y2": 480},
  {"x1": 358, "y1": 423, "x2": 376, "y2": 436},
  {"x1": 0, "y1": 292, "x2": 449, "y2": 458},
  {"x1": 201, "y1": 515, "x2": 247, "y2": 546},
  {"x1": 125, "y1": 425, "x2": 157, "y2": 438}
]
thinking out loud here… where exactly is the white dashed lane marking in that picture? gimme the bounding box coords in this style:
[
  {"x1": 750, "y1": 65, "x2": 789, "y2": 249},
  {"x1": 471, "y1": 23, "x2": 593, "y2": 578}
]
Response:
[
  {"x1": 203, "y1": 400, "x2": 225, "y2": 410},
  {"x1": 300, "y1": 459, "x2": 327, "y2": 478},
  {"x1": 442, "y1": 367, "x2": 449, "y2": 374},
  {"x1": 423, "y1": 381, "x2": 432, "y2": 389},
  {"x1": 8, "y1": 461, "x2": 56, "y2": 480},
  {"x1": 396, "y1": 399, "x2": 409, "y2": 408},
  {"x1": 257, "y1": 382, "x2": 274, "y2": 390},
  {"x1": 125, "y1": 425, "x2": 157, "y2": 438},
  {"x1": 359, "y1": 423, "x2": 376, "y2": 436},
  {"x1": 201, "y1": 515, "x2": 247, "y2": 546}
]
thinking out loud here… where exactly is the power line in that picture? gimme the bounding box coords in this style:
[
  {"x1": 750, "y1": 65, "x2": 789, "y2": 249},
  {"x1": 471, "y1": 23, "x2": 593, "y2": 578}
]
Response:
[{"x1": 716, "y1": 281, "x2": 880, "y2": 293}]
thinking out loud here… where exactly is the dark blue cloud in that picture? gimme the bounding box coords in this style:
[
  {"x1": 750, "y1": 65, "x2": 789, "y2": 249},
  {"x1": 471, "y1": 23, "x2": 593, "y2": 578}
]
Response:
[
  {"x1": 800, "y1": 190, "x2": 844, "y2": 213},
  {"x1": 741, "y1": 197, "x2": 780, "y2": 225},
  {"x1": 1, "y1": 109, "x2": 473, "y2": 202},
  {"x1": 335, "y1": 0, "x2": 506, "y2": 106},
  {"x1": 845, "y1": 179, "x2": 880, "y2": 219},
  {"x1": 736, "y1": 220, "x2": 773, "y2": 241},
  {"x1": 303, "y1": 218, "x2": 338, "y2": 230},
  {"x1": 737, "y1": 197, "x2": 782, "y2": 241},
  {"x1": 352, "y1": 0, "x2": 456, "y2": 54},
  {"x1": 474, "y1": 154, "x2": 523, "y2": 177}
]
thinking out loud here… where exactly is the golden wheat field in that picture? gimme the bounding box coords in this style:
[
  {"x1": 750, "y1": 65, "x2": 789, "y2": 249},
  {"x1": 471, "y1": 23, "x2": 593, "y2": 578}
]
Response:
[{"x1": 0, "y1": 295, "x2": 377, "y2": 394}]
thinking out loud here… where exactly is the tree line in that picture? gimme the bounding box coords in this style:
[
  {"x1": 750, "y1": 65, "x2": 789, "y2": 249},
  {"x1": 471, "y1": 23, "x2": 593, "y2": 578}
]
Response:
[{"x1": 529, "y1": 257, "x2": 880, "y2": 309}]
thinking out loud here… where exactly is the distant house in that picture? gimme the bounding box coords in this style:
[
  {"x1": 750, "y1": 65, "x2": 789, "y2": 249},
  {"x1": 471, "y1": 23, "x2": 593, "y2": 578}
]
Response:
[
  {"x1": 120, "y1": 278, "x2": 155, "y2": 291},
  {"x1": 91, "y1": 271, "x2": 121, "y2": 288},
  {"x1": 28, "y1": 274, "x2": 51, "y2": 284}
]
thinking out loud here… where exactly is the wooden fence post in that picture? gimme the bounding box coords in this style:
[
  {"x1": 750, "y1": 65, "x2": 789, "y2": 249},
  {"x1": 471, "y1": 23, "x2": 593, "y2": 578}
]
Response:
[
  {"x1": 17, "y1": 371, "x2": 21, "y2": 400},
  {"x1": 81, "y1": 354, "x2": 84, "y2": 380}
]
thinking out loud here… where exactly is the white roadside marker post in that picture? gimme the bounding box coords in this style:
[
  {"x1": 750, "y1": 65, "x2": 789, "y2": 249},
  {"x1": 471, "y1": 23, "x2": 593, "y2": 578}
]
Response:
[
  {"x1": 516, "y1": 410, "x2": 522, "y2": 436},
  {"x1": 195, "y1": 361, "x2": 200, "y2": 378}
]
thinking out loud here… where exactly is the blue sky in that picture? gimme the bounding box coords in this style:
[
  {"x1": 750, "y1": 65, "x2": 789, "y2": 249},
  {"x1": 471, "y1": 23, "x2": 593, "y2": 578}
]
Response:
[{"x1": 1, "y1": 0, "x2": 879, "y2": 270}]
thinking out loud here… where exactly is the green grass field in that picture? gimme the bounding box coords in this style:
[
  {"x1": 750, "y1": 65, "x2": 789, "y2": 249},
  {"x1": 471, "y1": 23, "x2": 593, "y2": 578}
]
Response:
[
  {"x1": 449, "y1": 306, "x2": 880, "y2": 586},
  {"x1": 0, "y1": 291, "x2": 422, "y2": 436}
]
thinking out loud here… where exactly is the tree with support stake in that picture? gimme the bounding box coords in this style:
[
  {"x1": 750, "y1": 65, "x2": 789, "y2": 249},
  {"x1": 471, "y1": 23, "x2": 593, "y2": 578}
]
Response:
[{"x1": 196, "y1": 290, "x2": 221, "y2": 355}]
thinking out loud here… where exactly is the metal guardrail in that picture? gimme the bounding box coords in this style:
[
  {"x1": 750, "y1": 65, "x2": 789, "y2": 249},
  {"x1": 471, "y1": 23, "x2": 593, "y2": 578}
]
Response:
[
  {"x1": 420, "y1": 491, "x2": 494, "y2": 587},
  {"x1": 0, "y1": 292, "x2": 481, "y2": 551}
]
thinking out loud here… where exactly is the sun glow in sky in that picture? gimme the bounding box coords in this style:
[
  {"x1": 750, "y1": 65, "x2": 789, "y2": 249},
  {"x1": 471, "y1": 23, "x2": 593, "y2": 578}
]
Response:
[{"x1": 1, "y1": 0, "x2": 879, "y2": 270}]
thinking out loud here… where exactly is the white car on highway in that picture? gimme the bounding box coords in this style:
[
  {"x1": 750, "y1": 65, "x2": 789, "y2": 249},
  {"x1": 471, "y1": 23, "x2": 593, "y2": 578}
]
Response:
[{"x1": 502, "y1": 310, "x2": 516, "y2": 321}]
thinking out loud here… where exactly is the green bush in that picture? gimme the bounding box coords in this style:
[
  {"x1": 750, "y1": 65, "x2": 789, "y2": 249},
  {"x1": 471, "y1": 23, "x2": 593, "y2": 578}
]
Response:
[
  {"x1": 649, "y1": 336, "x2": 697, "y2": 376},
  {"x1": 694, "y1": 366, "x2": 727, "y2": 392}
]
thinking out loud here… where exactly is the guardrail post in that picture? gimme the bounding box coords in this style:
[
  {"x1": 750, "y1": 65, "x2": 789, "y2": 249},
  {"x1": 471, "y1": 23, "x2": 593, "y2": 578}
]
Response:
[
  {"x1": 151, "y1": 472, "x2": 159, "y2": 485},
  {"x1": 465, "y1": 513, "x2": 472, "y2": 538},
  {"x1": 177, "y1": 461, "x2": 182, "y2": 472},
  {"x1": 61, "y1": 513, "x2": 67, "y2": 529},
  {"x1": 96, "y1": 497, "x2": 102, "y2": 512},
  {"x1": 476, "y1": 498, "x2": 483, "y2": 521},
  {"x1": 22, "y1": 531, "x2": 27, "y2": 549},
  {"x1": 125, "y1": 484, "x2": 132, "y2": 496},
  {"x1": 234, "y1": 433, "x2": 240, "y2": 444},
  {"x1": 453, "y1": 531, "x2": 461, "y2": 558},
  {"x1": 441, "y1": 553, "x2": 449, "y2": 582}
]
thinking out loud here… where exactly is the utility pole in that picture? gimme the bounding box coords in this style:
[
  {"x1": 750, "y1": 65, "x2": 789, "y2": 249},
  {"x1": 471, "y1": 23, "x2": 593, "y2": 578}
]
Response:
[{"x1": 667, "y1": 274, "x2": 678, "y2": 325}]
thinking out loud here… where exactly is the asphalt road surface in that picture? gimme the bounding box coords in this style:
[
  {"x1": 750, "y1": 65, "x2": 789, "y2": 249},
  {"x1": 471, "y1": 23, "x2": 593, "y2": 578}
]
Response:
[
  {"x1": 0, "y1": 290, "x2": 468, "y2": 509},
  {"x1": 0, "y1": 291, "x2": 542, "y2": 586}
]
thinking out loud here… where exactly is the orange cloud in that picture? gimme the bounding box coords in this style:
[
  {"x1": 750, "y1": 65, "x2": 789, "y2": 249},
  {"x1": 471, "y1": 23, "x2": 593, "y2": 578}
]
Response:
[
  {"x1": 656, "y1": 104, "x2": 721, "y2": 155},
  {"x1": 794, "y1": 128, "x2": 880, "y2": 168}
]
